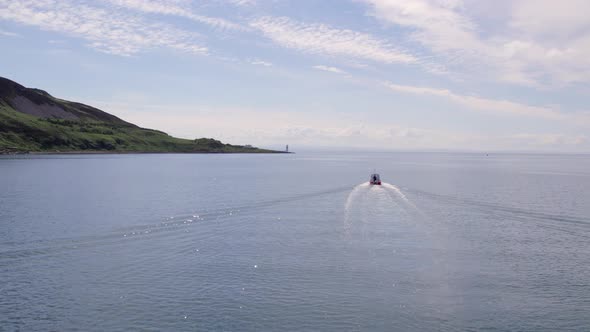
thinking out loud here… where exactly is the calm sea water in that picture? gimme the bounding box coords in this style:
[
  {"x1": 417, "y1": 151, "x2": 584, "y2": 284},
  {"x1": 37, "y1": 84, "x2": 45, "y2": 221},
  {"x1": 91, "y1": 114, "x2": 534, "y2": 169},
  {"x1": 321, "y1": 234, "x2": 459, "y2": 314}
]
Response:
[{"x1": 1, "y1": 152, "x2": 589, "y2": 331}]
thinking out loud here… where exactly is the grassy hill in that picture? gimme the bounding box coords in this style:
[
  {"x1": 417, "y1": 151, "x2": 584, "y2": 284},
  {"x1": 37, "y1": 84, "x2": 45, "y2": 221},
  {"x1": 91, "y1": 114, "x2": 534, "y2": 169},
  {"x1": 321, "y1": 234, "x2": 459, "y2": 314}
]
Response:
[{"x1": 0, "y1": 77, "x2": 279, "y2": 154}]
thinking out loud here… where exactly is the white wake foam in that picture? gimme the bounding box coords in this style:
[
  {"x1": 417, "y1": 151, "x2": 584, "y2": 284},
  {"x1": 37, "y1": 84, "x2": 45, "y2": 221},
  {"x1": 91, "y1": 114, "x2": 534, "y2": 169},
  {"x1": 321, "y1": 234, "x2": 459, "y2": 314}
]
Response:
[
  {"x1": 381, "y1": 183, "x2": 419, "y2": 211},
  {"x1": 344, "y1": 181, "x2": 421, "y2": 233}
]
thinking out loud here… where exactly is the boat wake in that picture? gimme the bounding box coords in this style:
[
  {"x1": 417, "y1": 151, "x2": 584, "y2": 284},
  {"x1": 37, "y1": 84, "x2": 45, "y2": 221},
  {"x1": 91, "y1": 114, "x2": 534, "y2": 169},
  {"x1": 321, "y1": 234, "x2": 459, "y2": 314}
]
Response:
[
  {"x1": 344, "y1": 182, "x2": 422, "y2": 237},
  {"x1": 0, "y1": 186, "x2": 353, "y2": 261}
]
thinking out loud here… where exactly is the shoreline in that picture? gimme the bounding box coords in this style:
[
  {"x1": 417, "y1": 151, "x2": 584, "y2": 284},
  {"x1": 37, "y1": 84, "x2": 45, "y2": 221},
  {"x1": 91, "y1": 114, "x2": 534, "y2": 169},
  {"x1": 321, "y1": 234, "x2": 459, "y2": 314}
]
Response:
[{"x1": 0, "y1": 150, "x2": 292, "y2": 156}]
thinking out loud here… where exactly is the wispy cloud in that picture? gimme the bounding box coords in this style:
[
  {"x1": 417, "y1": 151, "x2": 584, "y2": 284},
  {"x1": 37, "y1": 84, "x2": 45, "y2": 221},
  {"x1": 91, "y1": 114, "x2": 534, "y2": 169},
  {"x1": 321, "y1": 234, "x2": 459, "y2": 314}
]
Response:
[
  {"x1": 250, "y1": 16, "x2": 416, "y2": 65},
  {"x1": 105, "y1": 0, "x2": 245, "y2": 31},
  {"x1": 0, "y1": 0, "x2": 207, "y2": 56},
  {"x1": 313, "y1": 65, "x2": 347, "y2": 74},
  {"x1": 383, "y1": 81, "x2": 565, "y2": 120},
  {"x1": 226, "y1": 0, "x2": 256, "y2": 6},
  {"x1": 0, "y1": 28, "x2": 19, "y2": 37},
  {"x1": 250, "y1": 59, "x2": 272, "y2": 66}
]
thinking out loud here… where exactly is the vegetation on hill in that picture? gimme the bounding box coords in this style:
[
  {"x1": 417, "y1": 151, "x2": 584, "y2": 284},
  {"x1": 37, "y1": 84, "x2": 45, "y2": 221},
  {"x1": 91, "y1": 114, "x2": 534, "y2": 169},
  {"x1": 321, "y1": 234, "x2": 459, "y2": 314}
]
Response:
[{"x1": 0, "y1": 77, "x2": 279, "y2": 154}]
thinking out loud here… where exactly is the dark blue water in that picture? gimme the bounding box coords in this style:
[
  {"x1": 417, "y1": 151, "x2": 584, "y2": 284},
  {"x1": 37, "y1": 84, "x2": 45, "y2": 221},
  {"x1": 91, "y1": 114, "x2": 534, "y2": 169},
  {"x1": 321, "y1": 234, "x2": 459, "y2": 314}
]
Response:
[{"x1": 1, "y1": 152, "x2": 589, "y2": 331}]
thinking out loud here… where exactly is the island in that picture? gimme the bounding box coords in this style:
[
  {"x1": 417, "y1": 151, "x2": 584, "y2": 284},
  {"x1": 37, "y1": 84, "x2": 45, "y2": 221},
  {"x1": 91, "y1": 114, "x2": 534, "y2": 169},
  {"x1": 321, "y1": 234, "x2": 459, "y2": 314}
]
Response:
[{"x1": 0, "y1": 76, "x2": 284, "y2": 154}]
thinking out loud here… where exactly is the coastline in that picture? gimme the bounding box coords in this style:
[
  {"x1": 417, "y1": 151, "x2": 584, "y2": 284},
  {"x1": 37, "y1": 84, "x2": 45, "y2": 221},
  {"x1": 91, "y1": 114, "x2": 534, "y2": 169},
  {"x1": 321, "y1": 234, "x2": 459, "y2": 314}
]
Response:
[{"x1": 0, "y1": 150, "x2": 292, "y2": 155}]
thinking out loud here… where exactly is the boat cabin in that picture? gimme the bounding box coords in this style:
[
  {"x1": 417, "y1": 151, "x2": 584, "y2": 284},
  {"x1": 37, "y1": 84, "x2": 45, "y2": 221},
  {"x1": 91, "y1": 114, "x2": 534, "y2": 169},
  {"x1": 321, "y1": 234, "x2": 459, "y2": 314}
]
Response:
[{"x1": 369, "y1": 173, "x2": 381, "y2": 185}]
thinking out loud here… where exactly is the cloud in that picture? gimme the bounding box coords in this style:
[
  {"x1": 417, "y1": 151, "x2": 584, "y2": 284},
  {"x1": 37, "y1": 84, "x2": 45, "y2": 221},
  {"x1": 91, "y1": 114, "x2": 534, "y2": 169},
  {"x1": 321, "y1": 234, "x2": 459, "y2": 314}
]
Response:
[
  {"x1": 503, "y1": 0, "x2": 590, "y2": 86},
  {"x1": 364, "y1": 0, "x2": 479, "y2": 50},
  {"x1": 383, "y1": 81, "x2": 565, "y2": 120},
  {"x1": 362, "y1": 0, "x2": 590, "y2": 86},
  {"x1": 362, "y1": 0, "x2": 518, "y2": 82},
  {"x1": 0, "y1": 0, "x2": 207, "y2": 56},
  {"x1": 509, "y1": 0, "x2": 590, "y2": 39},
  {"x1": 0, "y1": 29, "x2": 19, "y2": 37},
  {"x1": 105, "y1": 0, "x2": 245, "y2": 31},
  {"x1": 226, "y1": 0, "x2": 256, "y2": 6},
  {"x1": 250, "y1": 16, "x2": 417, "y2": 65},
  {"x1": 250, "y1": 60, "x2": 272, "y2": 66},
  {"x1": 313, "y1": 65, "x2": 347, "y2": 74}
]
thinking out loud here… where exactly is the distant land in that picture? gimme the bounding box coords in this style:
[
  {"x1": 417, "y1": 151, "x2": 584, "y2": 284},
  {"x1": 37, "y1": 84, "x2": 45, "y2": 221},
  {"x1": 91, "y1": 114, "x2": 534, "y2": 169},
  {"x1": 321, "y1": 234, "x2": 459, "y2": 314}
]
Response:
[{"x1": 0, "y1": 76, "x2": 282, "y2": 154}]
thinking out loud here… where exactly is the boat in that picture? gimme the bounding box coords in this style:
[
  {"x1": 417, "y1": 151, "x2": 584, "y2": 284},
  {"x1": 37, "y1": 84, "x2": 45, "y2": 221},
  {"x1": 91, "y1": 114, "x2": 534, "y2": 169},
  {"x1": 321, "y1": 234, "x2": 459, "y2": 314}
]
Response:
[{"x1": 369, "y1": 173, "x2": 381, "y2": 185}]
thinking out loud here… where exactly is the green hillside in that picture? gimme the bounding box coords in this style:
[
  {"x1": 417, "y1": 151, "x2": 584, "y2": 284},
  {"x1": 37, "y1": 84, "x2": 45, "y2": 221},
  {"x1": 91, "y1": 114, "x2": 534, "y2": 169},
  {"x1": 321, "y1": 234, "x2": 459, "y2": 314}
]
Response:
[{"x1": 0, "y1": 77, "x2": 279, "y2": 154}]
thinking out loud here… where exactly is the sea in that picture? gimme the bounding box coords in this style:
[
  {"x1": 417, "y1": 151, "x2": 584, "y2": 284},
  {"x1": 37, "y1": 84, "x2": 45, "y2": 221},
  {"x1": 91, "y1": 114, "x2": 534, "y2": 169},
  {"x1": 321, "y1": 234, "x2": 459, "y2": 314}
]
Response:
[{"x1": 0, "y1": 152, "x2": 589, "y2": 331}]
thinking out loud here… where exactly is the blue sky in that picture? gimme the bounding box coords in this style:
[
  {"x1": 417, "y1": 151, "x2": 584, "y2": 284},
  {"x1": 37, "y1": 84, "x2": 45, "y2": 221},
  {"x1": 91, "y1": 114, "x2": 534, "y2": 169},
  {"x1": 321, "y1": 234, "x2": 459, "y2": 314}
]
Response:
[{"x1": 1, "y1": 0, "x2": 589, "y2": 151}]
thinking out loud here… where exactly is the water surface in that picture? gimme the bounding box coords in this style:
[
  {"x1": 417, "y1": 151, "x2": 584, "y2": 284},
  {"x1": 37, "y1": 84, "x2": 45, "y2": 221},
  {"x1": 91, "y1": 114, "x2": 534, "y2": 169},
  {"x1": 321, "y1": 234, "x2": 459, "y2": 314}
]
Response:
[{"x1": 1, "y1": 152, "x2": 589, "y2": 331}]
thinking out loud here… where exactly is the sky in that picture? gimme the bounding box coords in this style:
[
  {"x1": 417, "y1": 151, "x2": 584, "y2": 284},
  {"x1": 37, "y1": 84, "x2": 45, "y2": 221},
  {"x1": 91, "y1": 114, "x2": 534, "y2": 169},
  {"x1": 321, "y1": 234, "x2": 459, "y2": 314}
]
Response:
[{"x1": 1, "y1": 0, "x2": 590, "y2": 152}]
